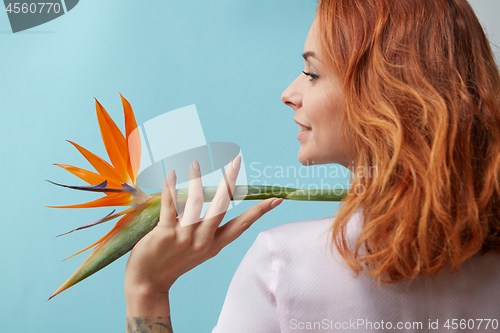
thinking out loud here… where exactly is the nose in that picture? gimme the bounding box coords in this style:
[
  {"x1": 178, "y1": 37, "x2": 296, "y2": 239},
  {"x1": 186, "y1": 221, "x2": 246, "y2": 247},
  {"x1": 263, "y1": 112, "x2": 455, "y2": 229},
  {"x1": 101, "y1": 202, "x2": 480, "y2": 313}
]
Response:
[{"x1": 281, "y1": 75, "x2": 302, "y2": 109}]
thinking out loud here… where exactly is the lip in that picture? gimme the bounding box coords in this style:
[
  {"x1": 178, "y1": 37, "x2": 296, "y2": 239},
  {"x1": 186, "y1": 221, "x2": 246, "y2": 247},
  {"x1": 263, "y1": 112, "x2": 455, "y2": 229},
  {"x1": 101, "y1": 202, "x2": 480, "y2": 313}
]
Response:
[
  {"x1": 297, "y1": 129, "x2": 311, "y2": 141},
  {"x1": 294, "y1": 118, "x2": 311, "y2": 128},
  {"x1": 294, "y1": 118, "x2": 312, "y2": 141}
]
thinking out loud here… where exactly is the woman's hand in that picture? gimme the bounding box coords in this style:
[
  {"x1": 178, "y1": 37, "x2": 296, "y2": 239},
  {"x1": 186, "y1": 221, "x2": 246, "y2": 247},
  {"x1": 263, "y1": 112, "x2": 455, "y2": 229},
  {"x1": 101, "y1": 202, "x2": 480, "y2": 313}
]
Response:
[{"x1": 124, "y1": 156, "x2": 283, "y2": 316}]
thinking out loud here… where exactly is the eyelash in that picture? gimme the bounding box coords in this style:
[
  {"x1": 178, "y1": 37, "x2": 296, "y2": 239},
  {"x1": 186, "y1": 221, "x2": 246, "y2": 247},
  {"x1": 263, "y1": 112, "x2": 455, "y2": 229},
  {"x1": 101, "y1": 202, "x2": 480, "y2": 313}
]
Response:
[{"x1": 302, "y1": 71, "x2": 320, "y2": 82}]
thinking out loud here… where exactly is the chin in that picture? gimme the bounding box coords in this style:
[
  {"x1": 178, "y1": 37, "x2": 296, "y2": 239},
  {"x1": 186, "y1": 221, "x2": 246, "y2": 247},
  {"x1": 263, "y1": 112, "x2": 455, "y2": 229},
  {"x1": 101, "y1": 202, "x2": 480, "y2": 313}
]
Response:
[
  {"x1": 298, "y1": 150, "x2": 321, "y2": 166},
  {"x1": 298, "y1": 149, "x2": 345, "y2": 167}
]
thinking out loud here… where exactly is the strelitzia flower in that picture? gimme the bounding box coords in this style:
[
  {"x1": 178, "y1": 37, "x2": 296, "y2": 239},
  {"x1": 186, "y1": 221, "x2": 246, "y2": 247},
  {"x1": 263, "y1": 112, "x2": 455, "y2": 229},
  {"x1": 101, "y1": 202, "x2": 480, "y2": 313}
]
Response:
[{"x1": 48, "y1": 94, "x2": 348, "y2": 299}]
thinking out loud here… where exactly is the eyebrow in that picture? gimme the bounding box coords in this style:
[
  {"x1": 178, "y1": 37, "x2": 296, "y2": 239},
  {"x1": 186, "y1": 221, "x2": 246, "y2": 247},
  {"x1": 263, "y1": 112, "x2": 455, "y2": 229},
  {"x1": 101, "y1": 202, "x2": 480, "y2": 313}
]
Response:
[{"x1": 302, "y1": 51, "x2": 318, "y2": 61}]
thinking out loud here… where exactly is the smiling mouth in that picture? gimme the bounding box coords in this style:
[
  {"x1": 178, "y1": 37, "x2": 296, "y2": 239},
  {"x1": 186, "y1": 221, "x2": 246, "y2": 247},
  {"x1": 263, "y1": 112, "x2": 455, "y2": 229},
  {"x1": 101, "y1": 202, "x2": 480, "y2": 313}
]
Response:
[{"x1": 299, "y1": 125, "x2": 312, "y2": 131}]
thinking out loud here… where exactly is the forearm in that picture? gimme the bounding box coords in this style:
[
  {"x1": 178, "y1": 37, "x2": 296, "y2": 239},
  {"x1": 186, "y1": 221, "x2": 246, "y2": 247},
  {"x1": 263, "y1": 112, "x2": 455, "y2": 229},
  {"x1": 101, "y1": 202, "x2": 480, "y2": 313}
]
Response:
[{"x1": 126, "y1": 287, "x2": 173, "y2": 333}]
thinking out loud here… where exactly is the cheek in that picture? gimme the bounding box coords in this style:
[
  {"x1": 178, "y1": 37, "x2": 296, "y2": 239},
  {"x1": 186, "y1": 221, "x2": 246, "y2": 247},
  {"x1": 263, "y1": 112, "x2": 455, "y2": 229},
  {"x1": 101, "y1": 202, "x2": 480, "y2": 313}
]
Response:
[
  {"x1": 322, "y1": 86, "x2": 345, "y2": 124},
  {"x1": 309, "y1": 93, "x2": 343, "y2": 128},
  {"x1": 313, "y1": 97, "x2": 345, "y2": 144}
]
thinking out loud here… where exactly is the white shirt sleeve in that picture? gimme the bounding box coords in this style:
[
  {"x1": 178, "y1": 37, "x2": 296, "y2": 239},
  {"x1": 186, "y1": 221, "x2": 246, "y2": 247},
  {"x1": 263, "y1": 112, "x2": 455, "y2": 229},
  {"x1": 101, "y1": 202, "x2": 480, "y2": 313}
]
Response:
[{"x1": 212, "y1": 233, "x2": 280, "y2": 333}]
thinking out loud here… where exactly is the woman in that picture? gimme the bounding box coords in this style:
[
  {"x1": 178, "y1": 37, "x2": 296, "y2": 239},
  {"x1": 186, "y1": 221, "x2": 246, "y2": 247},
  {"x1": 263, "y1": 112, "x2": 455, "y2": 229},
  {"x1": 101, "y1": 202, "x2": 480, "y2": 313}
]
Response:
[{"x1": 125, "y1": 0, "x2": 500, "y2": 331}]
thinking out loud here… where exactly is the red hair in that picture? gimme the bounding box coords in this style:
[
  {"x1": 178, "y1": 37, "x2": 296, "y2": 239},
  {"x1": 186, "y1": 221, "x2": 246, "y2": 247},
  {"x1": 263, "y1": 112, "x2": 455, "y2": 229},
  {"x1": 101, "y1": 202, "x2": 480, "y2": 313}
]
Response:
[{"x1": 317, "y1": 0, "x2": 500, "y2": 282}]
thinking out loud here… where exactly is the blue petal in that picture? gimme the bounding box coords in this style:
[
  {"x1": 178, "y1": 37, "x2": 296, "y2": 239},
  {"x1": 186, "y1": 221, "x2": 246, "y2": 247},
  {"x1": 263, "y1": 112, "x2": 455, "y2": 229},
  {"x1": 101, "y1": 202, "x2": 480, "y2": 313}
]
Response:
[
  {"x1": 121, "y1": 183, "x2": 137, "y2": 193},
  {"x1": 46, "y1": 180, "x2": 127, "y2": 193},
  {"x1": 56, "y1": 210, "x2": 116, "y2": 237}
]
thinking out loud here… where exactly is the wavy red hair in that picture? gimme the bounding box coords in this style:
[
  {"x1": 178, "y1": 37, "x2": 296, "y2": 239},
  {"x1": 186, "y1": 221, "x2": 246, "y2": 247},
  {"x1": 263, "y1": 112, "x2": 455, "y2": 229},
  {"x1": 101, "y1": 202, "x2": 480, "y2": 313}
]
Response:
[{"x1": 317, "y1": 0, "x2": 500, "y2": 282}]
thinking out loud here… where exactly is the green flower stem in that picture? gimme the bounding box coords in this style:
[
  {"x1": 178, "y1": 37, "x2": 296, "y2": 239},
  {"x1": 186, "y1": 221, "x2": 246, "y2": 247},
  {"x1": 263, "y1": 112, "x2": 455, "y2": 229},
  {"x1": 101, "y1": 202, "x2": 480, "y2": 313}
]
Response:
[
  {"x1": 50, "y1": 185, "x2": 347, "y2": 299},
  {"x1": 152, "y1": 185, "x2": 348, "y2": 202}
]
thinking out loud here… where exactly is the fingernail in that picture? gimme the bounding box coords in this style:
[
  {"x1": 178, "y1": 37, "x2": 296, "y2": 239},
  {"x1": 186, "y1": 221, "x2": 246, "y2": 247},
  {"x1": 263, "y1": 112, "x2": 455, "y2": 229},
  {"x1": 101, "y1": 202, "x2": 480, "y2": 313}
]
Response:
[
  {"x1": 192, "y1": 160, "x2": 200, "y2": 170},
  {"x1": 271, "y1": 198, "x2": 283, "y2": 209},
  {"x1": 232, "y1": 155, "x2": 241, "y2": 169},
  {"x1": 168, "y1": 169, "x2": 176, "y2": 180}
]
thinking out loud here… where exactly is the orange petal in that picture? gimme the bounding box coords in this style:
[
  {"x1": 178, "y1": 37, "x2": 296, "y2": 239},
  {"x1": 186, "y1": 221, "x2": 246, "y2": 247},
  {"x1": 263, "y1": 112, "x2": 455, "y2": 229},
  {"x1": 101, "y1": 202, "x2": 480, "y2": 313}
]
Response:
[
  {"x1": 67, "y1": 140, "x2": 122, "y2": 185},
  {"x1": 95, "y1": 99, "x2": 130, "y2": 183},
  {"x1": 63, "y1": 211, "x2": 132, "y2": 260},
  {"x1": 47, "y1": 192, "x2": 132, "y2": 209},
  {"x1": 120, "y1": 93, "x2": 142, "y2": 183},
  {"x1": 54, "y1": 164, "x2": 123, "y2": 189}
]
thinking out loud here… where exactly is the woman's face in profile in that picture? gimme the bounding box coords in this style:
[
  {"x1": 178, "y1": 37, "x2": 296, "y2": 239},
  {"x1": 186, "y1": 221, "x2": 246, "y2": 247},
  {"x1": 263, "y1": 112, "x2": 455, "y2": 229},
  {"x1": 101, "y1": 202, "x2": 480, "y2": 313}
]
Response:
[{"x1": 281, "y1": 19, "x2": 349, "y2": 168}]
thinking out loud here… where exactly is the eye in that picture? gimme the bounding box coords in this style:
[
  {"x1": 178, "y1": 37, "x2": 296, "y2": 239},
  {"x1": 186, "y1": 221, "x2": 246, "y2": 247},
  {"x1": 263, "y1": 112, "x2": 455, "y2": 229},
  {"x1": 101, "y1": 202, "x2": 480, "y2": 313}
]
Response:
[{"x1": 302, "y1": 71, "x2": 320, "y2": 82}]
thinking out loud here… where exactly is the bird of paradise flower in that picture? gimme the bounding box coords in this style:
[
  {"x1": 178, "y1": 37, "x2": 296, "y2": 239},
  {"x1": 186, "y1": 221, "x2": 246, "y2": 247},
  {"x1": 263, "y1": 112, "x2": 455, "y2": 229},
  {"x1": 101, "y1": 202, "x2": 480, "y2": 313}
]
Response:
[
  {"x1": 47, "y1": 93, "x2": 160, "y2": 300},
  {"x1": 48, "y1": 93, "x2": 348, "y2": 300}
]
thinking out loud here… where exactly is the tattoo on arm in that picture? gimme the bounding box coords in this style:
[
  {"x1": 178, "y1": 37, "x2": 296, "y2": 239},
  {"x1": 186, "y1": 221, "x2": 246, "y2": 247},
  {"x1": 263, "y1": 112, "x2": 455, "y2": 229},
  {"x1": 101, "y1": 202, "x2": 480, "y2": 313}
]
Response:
[{"x1": 126, "y1": 317, "x2": 173, "y2": 333}]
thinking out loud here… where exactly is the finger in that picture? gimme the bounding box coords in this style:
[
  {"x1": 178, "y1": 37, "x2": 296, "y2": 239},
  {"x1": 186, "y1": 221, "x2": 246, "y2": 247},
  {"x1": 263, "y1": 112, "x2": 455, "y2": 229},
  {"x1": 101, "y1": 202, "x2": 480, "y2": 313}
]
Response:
[
  {"x1": 201, "y1": 155, "x2": 241, "y2": 231},
  {"x1": 158, "y1": 169, "x2": 178, "y2": 227},
  {"x1": 214, "y1": 197, "x2": 283, "y2": 249},
  {"x1": 179, "y1": 160, "x2": 204, "y2": 227},
  {"x1": 166, "y1": 169, "x2": 179, "y2": 214}
]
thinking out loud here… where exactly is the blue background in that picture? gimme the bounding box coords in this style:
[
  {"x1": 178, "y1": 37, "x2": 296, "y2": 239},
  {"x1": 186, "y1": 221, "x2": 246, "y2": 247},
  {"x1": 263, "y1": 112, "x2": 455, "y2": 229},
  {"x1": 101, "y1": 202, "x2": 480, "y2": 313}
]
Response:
[{"x1": 1, "y1": 0, "x2": 499, "y2": 332}]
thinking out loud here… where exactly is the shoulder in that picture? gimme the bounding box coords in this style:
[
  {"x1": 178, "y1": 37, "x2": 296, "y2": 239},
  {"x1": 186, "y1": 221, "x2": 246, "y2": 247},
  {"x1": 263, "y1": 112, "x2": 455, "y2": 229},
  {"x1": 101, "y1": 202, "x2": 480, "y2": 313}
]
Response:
[
  {"x1": 246, "y1": 208, "x2": 365, "y2": 280},
  {"x1": 256, "y1": 208, "x2": 364, "y2": 255},
  {"x1": 261, "y1": 215, "x2": 334, "y2": 242}
]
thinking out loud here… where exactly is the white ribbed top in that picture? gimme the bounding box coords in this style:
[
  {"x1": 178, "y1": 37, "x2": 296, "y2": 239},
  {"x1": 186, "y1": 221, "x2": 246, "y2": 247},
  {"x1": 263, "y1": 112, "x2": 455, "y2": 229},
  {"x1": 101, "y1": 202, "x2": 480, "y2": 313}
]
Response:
[{"x1": 212, "y1": 210, "x2": 500, "y2": 332}]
